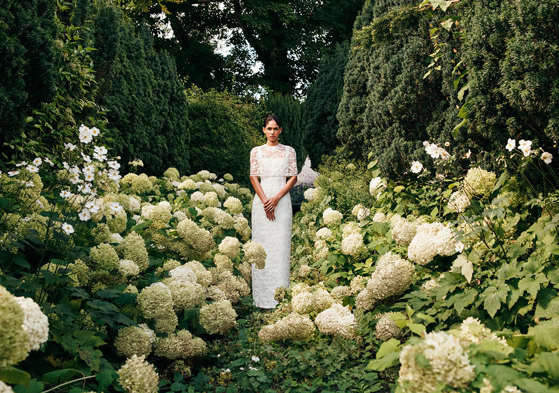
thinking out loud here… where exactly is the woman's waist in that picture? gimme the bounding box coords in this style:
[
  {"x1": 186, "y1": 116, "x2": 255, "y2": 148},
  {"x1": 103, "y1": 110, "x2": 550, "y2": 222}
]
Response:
[{"x1": 260, "y1": 176, "x2": 287, "y2": 186}]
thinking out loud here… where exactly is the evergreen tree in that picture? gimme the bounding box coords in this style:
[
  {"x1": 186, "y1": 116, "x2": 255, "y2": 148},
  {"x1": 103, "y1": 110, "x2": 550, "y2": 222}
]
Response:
[
  {"x1": 0, "y1": 0, "x2": 57, "y2": 159},
  {"x1": 90, "y1": 3, "x2": 190, "y2": 175},
  {"x1": 303, "y1": 42, "x2": 349, "y2": 167}
]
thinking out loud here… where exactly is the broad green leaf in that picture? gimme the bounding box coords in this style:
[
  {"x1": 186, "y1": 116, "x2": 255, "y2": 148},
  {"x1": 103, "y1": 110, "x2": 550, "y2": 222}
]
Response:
[
  {"x1": 532, "y1": 352, "x2": 559, "y2": 381},
  {"x1": 74, "y1": 330, "x2": 106, "y2": 347},
  {"x1": 366, "y1": 352, "x2": 400, "y2": 372},
  {"x1": 441, "y1": 18, "x2": 454, "y2": 31},
  {"x1": 394, "y1": 186, "x2": 405, "y2": 193},
  {"x1": 451, "y1": 289, "x2": 477, "y2": 315},
  {"x1": 518, "y1": 273, "x2": 547, "y2": 299},
  {"x1": 453, "y1": 255, "x2": 473, "y2": 283},
  {"x1": 535, "y1": 289, "x2": 559, "y2": 319},
  {"x1": 483, "y1": 285, "x2": 508, "y2": 318},
  {"x1": 0, "y1": 367, "x2": 31, "y2": 385},
  {"x1": 13, "y1": 379, "x2": 44, "y2": 393},
  {"x1": 42, "y1": 369, "x2": 82, "y2": 384},
  {"x1": 430, "y1": 207, "x2": 438, "y2": 218},
  {"x1": 515, "y1": 378, "x2": 555, "y2": 393},
  {"x1": 408, "y1": 323, "x2": 426, "y2": 336},
  {"x1": 415, "y1": 312, "x2": 436, "y2": 324},
  {"x1": 376, "y1": 338, "x2": 401, "y2": 359},
  {"x1": 528, "y1": 324, "x2": 559, "y2": 350},
  {"x1": 457, "y1": 82, "x2": 469, "y2": 101}
]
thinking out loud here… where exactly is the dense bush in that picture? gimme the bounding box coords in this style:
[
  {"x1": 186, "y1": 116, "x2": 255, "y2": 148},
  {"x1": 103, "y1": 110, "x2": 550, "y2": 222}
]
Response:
[
  {"x1": 336, "y1": 0, "x2": 559, "y2": 178},
  {"x1": 303, "y1": 42, "x2": 349, "y2": 167},
  {"x1": 187, "y1": 87, "x2": 262, "y2": 185},
  {"x1": 88, "y1": 2, "x2": 191, "y2": 176}
]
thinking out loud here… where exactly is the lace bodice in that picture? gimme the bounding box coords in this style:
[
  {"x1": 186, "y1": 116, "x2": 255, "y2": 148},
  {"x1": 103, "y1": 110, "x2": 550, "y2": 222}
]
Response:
[{"x1": 250, "y1": 144, "x2": 298, "y2": 177}]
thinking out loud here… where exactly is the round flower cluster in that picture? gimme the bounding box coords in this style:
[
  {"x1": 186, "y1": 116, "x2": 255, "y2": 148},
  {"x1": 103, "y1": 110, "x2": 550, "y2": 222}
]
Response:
[
  {"x1": 114, "y1": 326, "x2": 155, "y2": 358},
  {"x1": 453, "y1": 317, "x2": 508, "y2": 347},
  {"x1": 314, "y1": 304, "x2": 357, "y2": 339},
  {"x1": 375, "y1": 313, "x2": 402, "y2": 341},
  {"x1": 117, "y1": 355, "x2": 159, "y2": 393},
  {"x1": 355, "y1": 288, "x2": 377, "y2": 311},
  {"x1": 215, "y1": 270, "x2": 250, "y2": 303},
  {"x1": 199, "y1": 300, "x2": 237, "y2": 335},
  {"x1": 153, "y1": 329, "x2": 207, "y2": 359},
  {"x1": 390, "y1": 215, "x2": 418, "y2": 247},
  {"x1": 214, "y1": 253, "x2": 233, "y2": 271},
  {"x1": 341, "y1": 221, "x2": 360, "y2": 237},
  {"x1": 12, "y1": 296, "x2": 49, "y2": 352},
  {"x1": 315, "y1": 227, "x2": 333, "y2": 240},
  {"x1": 330, "y1": 285, "x2": 352, "y2": 300},
  {"x1": 323, "y1": 208, "x2": 343, "y2": 226},
  {"x1": 119, "y1": 259, "x2": 140, "y2": 277},
  {"x1": 408, "y1": 222, "x2": 456, "y2": 265},
  {"x1": 223, "y1": 196, "x2": 243, "y2": 214},
  {"x1": 398, "y1": 331, "x2": 475, "y2": 393},
  {"x1": 352, "y1": 204, "x2": 370, "y2": 221},
  {"x1": 90, "y1": 243, "x2": 120, "y2": 270},
  {"x1": 166, "y1": 278, "x2": 205, "y2": 311},
  {"x1": 204, "y1": 191, "x2": 220, "y2": 207},
  {"x1": 291, "y1": 287, "x2": 334, "y2": 314},
  {"x1": 190, "y1": 191, "x2": 205, "y2": 203},
  {"x1": 367, "y1": 252, "x2": 414, "y2": 300},
  {"x1": 186, "y1": 260, "x2": 213, "y2": 286},
  {"x1": 0, "y1": 381, "x2": 14, "y2": 393},
  {"x1": 341, "y1": 232, "x2": 364, "y2": 257},
  {"x1": 258, "y1": 313, "x2": 316, "y2": 342},
  {"x1": 297, "y1": 264, "x2": 312, "y2": 278},
  {"x1": 463, "y1": 167, "x2": 496, "y2": 198},
  {"x1": 137, "y1": 283, "x2": 177, "y2": 334},
  {"x1": 242, "y1": 241, "x2": 267, "y2": 269},
  {"x1": 176, "y1": 218, "x2": 214, "y2": 254},
  {"x1": 163, "y1": 167, "x2": 180, "y2": 180},
  {"x1": 448, "y1": 190, "x2": 471, "y2": 213},
  {"x1": 218, "y1": 236, "x2": 241, "y2": 259},
  {"x1": 118, "y1": 232, "x2": 150, "y2": 271},
  {"x1": 169, "y1": 264, "x2": 197, "y2": 283},
  {"x1": 203, "y1": 207, "x2": 235, "y2": 229},
  {"x1": 234, "y1": 216, "x2": 251, "y2": 241},
  {"x1": 303, "y1": 188, "x2": 316, "y2": 201},
  {"x1": 350, "y1": 276, "x2": 367, "y2": 295}
]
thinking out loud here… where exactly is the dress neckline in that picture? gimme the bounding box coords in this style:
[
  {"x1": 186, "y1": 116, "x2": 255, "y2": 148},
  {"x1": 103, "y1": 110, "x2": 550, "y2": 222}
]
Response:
[{"x1": 263, "y1": 143, "x2": 282, "y2": 148}]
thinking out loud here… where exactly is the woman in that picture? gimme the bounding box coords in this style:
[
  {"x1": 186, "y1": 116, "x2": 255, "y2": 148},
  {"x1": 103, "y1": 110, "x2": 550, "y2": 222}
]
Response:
[{"x1": 249, "y1": 115, "x2": 298, "y2": 308}]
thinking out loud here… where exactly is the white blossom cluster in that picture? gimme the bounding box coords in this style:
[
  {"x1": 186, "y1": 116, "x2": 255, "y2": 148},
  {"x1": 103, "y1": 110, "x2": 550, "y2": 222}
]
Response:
[
  {"x1": 463, "y1": 167, "x2": 496, "y2": 198},
  {"x1": 12, "y1": 296, "x2": 49, "y2": 351},
  {"x1": 303, "y1": 188, "x2": 316, "y2": 201},
  {"x1": 314, "y1": 304, "x2": 357, "y2": 339},
  {"x1": 423, "y1": 141, "x2": 450, "y2": 160},
  {"x1": 398, "y1": 331, "x2": 475, "y2": 393},
  {"x1": 341, "y1": 232, "x2": 364, "y2": 256},
  {"x1": 117, "y1": 355, "x2": 159, "y2": 393},
  {"x1": 369, "y1": 177, "x2": 386, "y2": 197},
  {"x1": 315, "y1": 227, "x2": 333, "y2": 240},
  {"x1": 258, "y1": 313, "x2": 316, "y2": 342},
  {"x1": 323, "y1": 208, "x2": 343, "y2": 226},
  {"x1": 352, "y1": 204, "x2": 370, "y2": 220},
  {"x1": 390, "y1": 215, "x2": 418, "y2": 247},
  {"x1": 218, "y1": 236, "x2": 241, "y2": 259},
  {"x1": 447, "y1": 190, "x2": 471, "y2": 213},
  {"x1": 366, "y1": 252, "x2": 414, "y2": 300},
  {"x1": 375, "y1": 312, "x2": 402, "y2": 341},
  {"x1": 408, "y1": 222, "x2": 456, "y2": 265}
]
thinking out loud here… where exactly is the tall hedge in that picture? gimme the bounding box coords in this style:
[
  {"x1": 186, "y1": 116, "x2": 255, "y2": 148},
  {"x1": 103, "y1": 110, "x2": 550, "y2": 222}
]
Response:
[
  {"x1": 0, "y1": 0, "x2": 57, "y2": 158},
  {"x1": 302, "y1": 42, "x2": 349, "y2": 167},
  {"x1": 187, "y1": 88, "x2": 262, "y2": 184},
  {"x1": 89, "y1": 2, "x2": 191, "y2": 175},
  {"x1": 336, "y1": 0, "x2": 559, "y2": 178},
  {"x1": 261, "y1": 93, "x2": 307, "y2": 171}
]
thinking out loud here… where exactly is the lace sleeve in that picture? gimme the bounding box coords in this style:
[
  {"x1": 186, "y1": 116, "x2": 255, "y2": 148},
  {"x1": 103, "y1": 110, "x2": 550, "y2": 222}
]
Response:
[
  {"x1": 287, "y1": 146, "x2": 298, "y2": 176},
  {"x1": 250, "y1": 147, "x2": 260, "y2": 176}
]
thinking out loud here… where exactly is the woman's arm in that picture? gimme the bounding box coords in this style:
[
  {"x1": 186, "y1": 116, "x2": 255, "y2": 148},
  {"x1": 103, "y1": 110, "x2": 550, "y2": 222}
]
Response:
[
  {"x1": 250, "y1": 175, "x2": 275, "y2": 221},
  {"x1": 263, "y1": 176, "x2": 297, "y2": 217}
]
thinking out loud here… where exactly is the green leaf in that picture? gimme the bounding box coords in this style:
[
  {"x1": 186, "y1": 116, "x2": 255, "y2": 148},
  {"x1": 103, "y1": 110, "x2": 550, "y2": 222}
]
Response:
[
  {"x1": 440, "y1": 18, "x2": 454, "y2": 31},
  {"x1": 394, "y1": 186, "x2": 405, "y2": 193},
  {"x1": 457, "y1": 82, "x2": 469, "y2": 101},
  {"x1": 13, "y1": 379, "x2": 44, "y2": 393},
  {"x1": 451, "y1": 289, "x2": 477, "y2": 315},
  {"x1": 515, "y1": 378, "x2": 555, "y2": 393},
  {"x1": 74, "y1": 330, "x2": 106, "y2": 347},
  {"x1": 483, "y1": 285, "x2": 508, "y2": 318},
  {"x1": 366, "y1": 352, "x2": 400, "y2": 372},
  {"x1": 414, "y1": 353, "x2": 431, "y2": 369},
  {"x1": 376, "y1": 338, "x2": 401, "y2": 359},
  {"x1": 0, "y1": 367, "x2": 31, "y2": 385},
  {"x1": 528, "y1": 324, "x2": 559, "y2": 350},
  {"x1": 430, "y1": 207, "x2": 438, "y2": 218},
  {"x1": 42, "y1": 369, "x2": 82, "y2": 384},
  {"x1": 408, "y1": 323, "x2": 426, "y2": 336},
  {"x1": 518, "y1": 273, "x2": 547, "y2": 299},
  {"x1": 533, "y1": 352, "x2": 559, "y2": 381}
]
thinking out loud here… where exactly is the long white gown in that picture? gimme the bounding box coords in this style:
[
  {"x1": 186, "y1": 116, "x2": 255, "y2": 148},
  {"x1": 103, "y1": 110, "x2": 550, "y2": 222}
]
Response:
[{"x1": 250, "y1": 144, "x2": 298, "y2": 308}]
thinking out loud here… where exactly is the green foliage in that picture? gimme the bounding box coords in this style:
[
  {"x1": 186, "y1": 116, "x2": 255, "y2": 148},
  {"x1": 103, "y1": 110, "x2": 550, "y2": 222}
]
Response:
[
  {"x1": 337, "y1": 0, "x2": 559, "y2": 178},
  {"x1": 261, "y1": 92, "x2": 306, "y2": 171},
  {"x1": 186, "y1": 87, "x2": 262, "y2": 184},
  {"x1": 88, "y1": 2, "x2": 191, "y2": 176},
  {"x1": 303, "y1": 42, "x2": 349, "y2": 167}
]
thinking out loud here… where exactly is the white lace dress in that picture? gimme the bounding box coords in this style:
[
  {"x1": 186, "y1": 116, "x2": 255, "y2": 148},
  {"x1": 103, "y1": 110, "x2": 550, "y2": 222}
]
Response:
[{"x1": 250, "y1": 144, "x2": 298, "y2": 308}]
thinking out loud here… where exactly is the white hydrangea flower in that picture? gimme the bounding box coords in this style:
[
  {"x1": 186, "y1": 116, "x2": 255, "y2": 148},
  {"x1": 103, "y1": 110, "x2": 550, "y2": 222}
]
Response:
[
  {"x1": 218, "y1": 236, "x2": 241, "y2": 259},
  {"x1": 190, "y1": 191, "x2": 205, "y2": 203},
  {"x1": 315, "y1": 227, "x2": 333, "y2": 240},
  {"x1": 398, "y1": 331, "x2": 475, "y2": 393},
  {"x1": 119, "y1": 260, "x2": 140, "y2": 277},
  {"x1": 341, "y1": 232, "x2": 363, "y2": 257},
  {"x1": 303, "y1": 188, "x2": 316, "y2": 201},
  {"x1": 372, "y1": 212, "x2": 387, "y2": 223},
  {"x1": 13, "y1": 296, "x2": 49, "y2": 351},
  {"x1": 323, "y1": 208, "x2": 343, "y2": 226},
  {"x1": 390, "y1": 215, "x2": 418, "y2": 247},
  {"x1": 314, "y1": 304, "x2": 357, "y2": 339},
  {"x1": 408, "y1": 222, "x2": 456, "y2": 265},
  {"x1": 448, "y1": 190, "x2": 470, "y2": 213},
  {"x1": 367, "y1": 252, "x2": 414, "y2": 300},
  {"x1": 169, "y1": 265, "x2": 197, "y2": 283}
]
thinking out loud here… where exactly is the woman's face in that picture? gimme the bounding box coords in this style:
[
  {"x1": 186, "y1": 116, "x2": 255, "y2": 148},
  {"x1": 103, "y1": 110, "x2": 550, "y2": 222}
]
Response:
[{"x1": 263, "y1": 120, "x2": 282, "y2": 144}]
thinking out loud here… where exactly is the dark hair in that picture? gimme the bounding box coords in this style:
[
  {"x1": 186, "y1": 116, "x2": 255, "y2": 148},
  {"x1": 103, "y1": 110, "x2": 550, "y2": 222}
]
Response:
[{"x1": 263, "y1": 114, "x2": 282, "y2": 128}]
